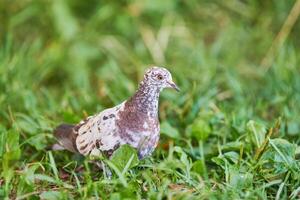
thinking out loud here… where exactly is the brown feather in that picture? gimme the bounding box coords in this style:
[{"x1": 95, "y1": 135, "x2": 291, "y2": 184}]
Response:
[{"x1": 53, "y1": 124, "x2": 78, "y2": 153}]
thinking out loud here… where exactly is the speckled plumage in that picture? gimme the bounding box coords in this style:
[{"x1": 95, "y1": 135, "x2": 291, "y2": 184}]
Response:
[{"x1": 53, "y1": 66, "x2": 179, "y2": 159}]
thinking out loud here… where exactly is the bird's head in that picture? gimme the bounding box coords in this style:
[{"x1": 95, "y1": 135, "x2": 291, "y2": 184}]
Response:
[{"x1": 143, "y1": 66, "x2": 180, "y2": 92}]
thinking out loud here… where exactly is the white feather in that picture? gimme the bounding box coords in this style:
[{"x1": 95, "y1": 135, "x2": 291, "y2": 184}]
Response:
[{"x1": 75, "y1": 102, "x2": 125, "y2": 155}]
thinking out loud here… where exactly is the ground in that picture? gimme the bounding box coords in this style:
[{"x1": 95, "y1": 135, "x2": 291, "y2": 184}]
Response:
[{"x1": 1, "y1": 0, "x2": 300, "y2": 199}]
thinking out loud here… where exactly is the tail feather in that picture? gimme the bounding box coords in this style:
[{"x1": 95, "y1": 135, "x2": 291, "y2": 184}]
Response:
[{"x1": 53, "y1": 124, "x2": 78, "y2": 153}]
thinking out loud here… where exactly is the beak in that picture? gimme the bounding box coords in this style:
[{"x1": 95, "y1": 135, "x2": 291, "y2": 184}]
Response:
[{"x1": 167, "y1": 81, "x2": 180, "y2": 92}]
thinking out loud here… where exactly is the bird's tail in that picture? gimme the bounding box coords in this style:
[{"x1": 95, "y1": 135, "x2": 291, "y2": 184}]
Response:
[{"x1": 53, "y1": 124, "x2": 78, "y2": 153}]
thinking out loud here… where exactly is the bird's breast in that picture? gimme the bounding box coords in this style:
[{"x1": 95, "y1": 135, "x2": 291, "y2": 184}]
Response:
[{"x1": 115, "y1": 108, "x2": 159, "y2": 148}]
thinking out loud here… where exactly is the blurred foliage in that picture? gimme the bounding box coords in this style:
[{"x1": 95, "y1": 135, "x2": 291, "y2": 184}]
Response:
[{"x1": 0, "y1": 0, "x2": 300, "y2": 199}]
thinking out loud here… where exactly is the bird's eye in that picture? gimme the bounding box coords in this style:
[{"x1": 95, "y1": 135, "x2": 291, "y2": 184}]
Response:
[{"x1": 157, "y1": 74, "x2": 163, "y2": 80}]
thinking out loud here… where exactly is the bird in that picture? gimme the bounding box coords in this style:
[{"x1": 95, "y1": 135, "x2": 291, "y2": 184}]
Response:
[{"x1": 53, "y1": 66, "x2": 180, "y2": 160}]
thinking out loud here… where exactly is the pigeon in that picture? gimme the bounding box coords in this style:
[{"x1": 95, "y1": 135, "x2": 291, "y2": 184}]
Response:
[{"x1": 53, "y1": 66, "x2": 179, "y2": 160}]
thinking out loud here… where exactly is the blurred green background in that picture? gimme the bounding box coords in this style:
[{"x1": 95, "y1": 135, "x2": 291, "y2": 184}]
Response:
[{"x1": 1, "y1": 0, "x2": 300, "y2": 199}]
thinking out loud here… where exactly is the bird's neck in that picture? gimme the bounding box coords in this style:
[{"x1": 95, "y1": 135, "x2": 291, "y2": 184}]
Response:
[{"x1": 127, "y1": 82, "x2": 161, "y2": 117}]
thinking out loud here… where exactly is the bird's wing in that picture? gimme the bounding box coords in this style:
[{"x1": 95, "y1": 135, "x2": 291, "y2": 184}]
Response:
[{"x1": 75, "y1": 102, "x2": 125, "y2": 155}]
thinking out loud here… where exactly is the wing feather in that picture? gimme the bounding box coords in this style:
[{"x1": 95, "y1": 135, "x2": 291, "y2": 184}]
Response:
[{"x1": 75, "y1": 102, "x2": 124, "y2": 155}]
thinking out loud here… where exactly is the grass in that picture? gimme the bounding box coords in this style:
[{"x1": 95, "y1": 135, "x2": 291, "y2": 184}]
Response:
[{"x1": 1, "y1": 0, "x2": 300, "y2": 199}]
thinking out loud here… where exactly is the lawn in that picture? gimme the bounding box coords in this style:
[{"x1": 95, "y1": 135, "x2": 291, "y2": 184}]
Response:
[{"x1": 1, "y1": 0, "x2": 300, "y2": 199}]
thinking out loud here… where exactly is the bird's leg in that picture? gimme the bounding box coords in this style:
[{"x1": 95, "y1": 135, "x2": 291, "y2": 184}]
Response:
[
  {"x1": 101, "y1": 161, "x2": 112, "y2": 179},
  {"x1": 89, "y1": 149, "x2": 112, "y2": 179},
  {"x1": 87, "y1": 160, "x2": 112, "y2": 178}
]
